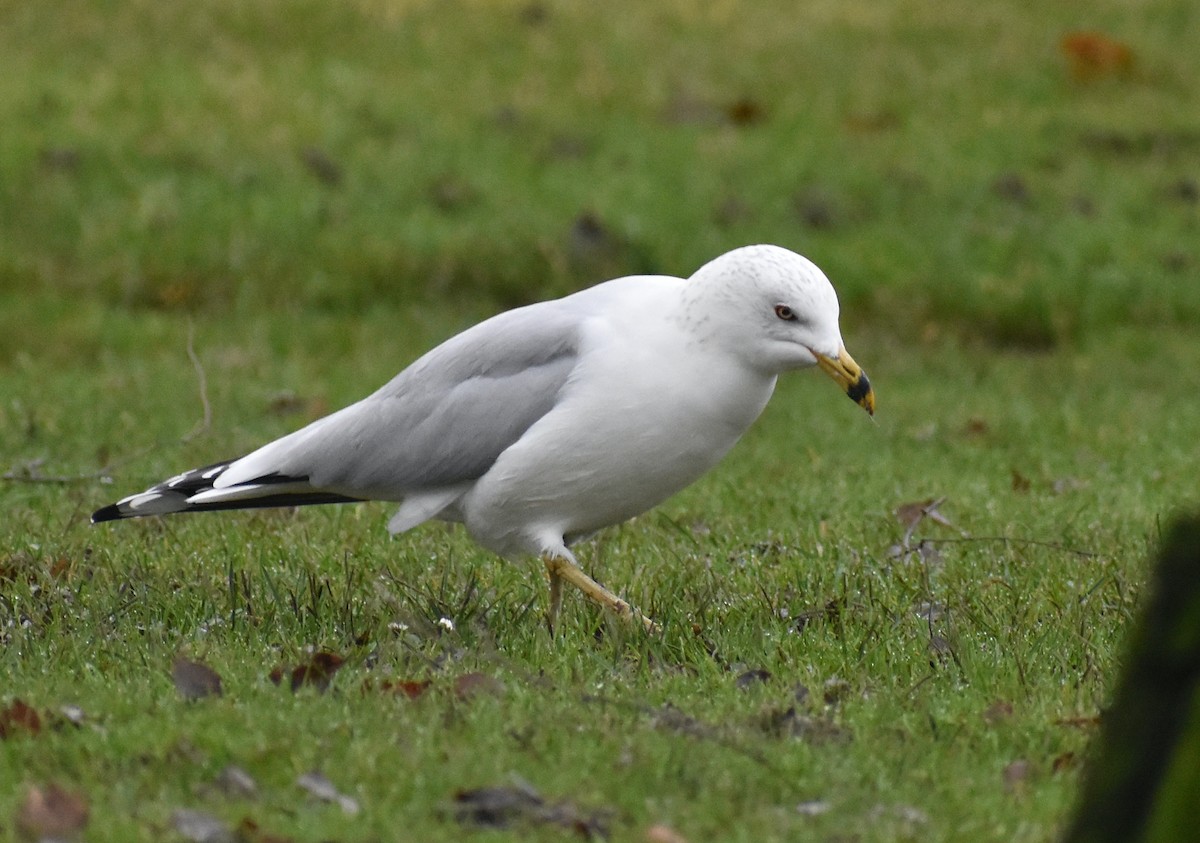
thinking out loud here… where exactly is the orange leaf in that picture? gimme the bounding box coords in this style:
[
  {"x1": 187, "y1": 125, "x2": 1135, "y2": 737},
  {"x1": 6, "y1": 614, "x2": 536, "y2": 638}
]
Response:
[
  {"x1": 1060, "y1": 32, "x2": 1134, "y2": 81},
  {"x1": 0, "y1": 698, "x2": 42, "y2": 738},
  {"x1": 289, "y1": 651, "x2": 345, "y2": 692},
  {"x1": 381, "y1": 679, "x2": 433, "y2": 700}
]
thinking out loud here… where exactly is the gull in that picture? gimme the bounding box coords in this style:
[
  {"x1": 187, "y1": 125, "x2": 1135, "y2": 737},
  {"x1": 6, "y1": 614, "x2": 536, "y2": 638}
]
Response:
[{"x1": 93, "y1": 245, "x2": 875, "y2": 632}]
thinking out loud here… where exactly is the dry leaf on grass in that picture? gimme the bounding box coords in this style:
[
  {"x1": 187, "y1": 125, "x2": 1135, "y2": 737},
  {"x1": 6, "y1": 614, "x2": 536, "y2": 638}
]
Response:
[
  {"x1": 1055, "y1": 714, "x2": 1103, "y2": 729},
  {"x1": 449, "y1": 778, "x2": 611, "y2": 839},
  {"x1": 270, "y1": 651, "x2": 345, "y2": 693},
  {"x1": 0, "y1": 698, "x2": 42, "y2": 738},
  {"x1": 894, "y1": 497, "x2": 957, "y2": 531},
  {"x1": 377, "y1": 679, "x2": 433, "y2": 700},
  {"x1": 1011, "y1": 469, "x2": 1032, "y2": 493},
  {"x1": 172, "y1": 658, "x2": 223, "y2": 700},
  {"x1": 16, "y1": 783, "x2": 89, "y2": 840},
  {"x1": 893, "y1": 497, "x2": 964, "y2": 548},
  {"x1": 1052, "y1": 751, "x2": 1080, "y2": 774},
  {"x1": 1060, "y1": 31, "x2": 1134, "y2": 81},
  {"x1": 235, "y1": 817, "x2": 296, "y2": 843},
  {"x1": 724, "y1": 98, "x2": 765, "y2": 126}
]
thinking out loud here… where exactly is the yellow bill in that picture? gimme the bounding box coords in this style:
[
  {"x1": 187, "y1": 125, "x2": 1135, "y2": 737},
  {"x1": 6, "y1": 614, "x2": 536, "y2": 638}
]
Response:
[{"x1": 815, "y1": 346, "x2": 875, "y2": 416}]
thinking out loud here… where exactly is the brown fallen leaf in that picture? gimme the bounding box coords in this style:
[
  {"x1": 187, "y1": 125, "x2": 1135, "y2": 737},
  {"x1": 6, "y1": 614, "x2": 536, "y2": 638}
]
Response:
[
  {"x1": 236, "y1": 816, "x2": 296, "y2": 843},
  {"x1": 376, "y1": 678, "x2": 433, "y2": 700},
  {"x1": 1055, "y1": 714, "x2": 1103, "y2": 729},
  {"x1": 893, "y1": 497, "x2": 961, "y2": 544},
  {"x1": 272, "y1": 651, "x2": 345, "y2": 693},
  {"x1": 450, "y1": 779, "x2": 611, "y2": 838},
  {"x1": 1052, "y1": 751, "x2": 1080, "y2": 774},
  {"x1": 48, "y1": 556, "x2": 74, "y2": 580},
  {"x1": 894, "y1": 497, "x2": 954, "y2": 530},
  {"x1": 0, "y1": 698, "x2": 42, "y2": 738},
  {"x1": 1060, "y1": 31, "x2": 1134, "y2": 81},
  {"x1": 173, "y1": 657, "x2": 224, "y2": 700},
  {"x1": 1011, "y1": 469, "x2": 1032, "y2": 493},
  {"x1": 725, "y1": 97, "x2": 765, "y2": 126},
  {"x1": 16, "y1": 783, "x2": 89, "y2": 840}
]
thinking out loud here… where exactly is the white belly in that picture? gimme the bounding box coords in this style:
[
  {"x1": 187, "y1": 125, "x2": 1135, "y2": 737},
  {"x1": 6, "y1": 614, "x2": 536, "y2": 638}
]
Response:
[{"x1": 460, "y1": 332, "x2": 776, "y2": 557}]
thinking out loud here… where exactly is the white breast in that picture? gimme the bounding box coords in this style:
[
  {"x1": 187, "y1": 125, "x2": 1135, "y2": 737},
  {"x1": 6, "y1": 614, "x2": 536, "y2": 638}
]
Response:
[{"x1": 460, "y1": 283, "x2": 777, "y2": 557}]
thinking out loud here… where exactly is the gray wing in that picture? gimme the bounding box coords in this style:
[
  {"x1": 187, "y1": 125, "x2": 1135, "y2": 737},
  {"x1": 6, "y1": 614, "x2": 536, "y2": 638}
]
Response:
[{"x1": 214, "y1": 301, "x2": 582, "y2": 499}]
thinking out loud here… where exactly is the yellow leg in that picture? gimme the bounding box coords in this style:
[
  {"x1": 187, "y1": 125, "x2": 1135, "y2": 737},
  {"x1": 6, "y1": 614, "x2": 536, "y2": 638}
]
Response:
[
  {"x1": 542, "y1": 553, "x2": 659, "y2": 634},
  {"x1": 544, "y1": 560, "x2": 564, "y2": 634}
]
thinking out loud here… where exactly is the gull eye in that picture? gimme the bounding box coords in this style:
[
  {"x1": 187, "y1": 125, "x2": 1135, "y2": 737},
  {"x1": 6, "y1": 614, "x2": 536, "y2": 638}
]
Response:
[{"x1": 774, "y1": 304, "x2": 797, "y2": 321}]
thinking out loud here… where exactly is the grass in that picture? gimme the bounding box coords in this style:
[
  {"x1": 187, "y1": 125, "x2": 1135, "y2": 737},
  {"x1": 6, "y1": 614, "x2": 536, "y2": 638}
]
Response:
[{"x1": 2, "y1": 0, "x2": 1199, "y2": 840}]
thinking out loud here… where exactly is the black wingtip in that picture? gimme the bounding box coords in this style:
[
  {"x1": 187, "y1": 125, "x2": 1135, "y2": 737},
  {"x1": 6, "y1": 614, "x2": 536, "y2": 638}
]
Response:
[{"x1": 90, "y1": 504, "x2": 124, "y2": 524}]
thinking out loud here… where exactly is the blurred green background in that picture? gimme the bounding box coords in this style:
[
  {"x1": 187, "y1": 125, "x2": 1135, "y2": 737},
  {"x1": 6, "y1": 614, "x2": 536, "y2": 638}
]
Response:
[{"x1": 4, "y1": 0, "x2": 1196, "y2": 342}]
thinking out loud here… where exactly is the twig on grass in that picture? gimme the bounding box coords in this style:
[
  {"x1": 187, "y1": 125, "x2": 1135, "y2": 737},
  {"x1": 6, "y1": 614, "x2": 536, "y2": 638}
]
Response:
[{"x1": 181, "y1": 319, "x2": 212, "y2": 443}]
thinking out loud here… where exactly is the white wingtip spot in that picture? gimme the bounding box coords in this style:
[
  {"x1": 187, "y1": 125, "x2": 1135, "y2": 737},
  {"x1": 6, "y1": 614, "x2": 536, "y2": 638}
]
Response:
[
  {"x1": 125, "y1": 492, "x2": 185, "y2": 516},
  {"x1": 165, "y1": 472, "x2": 192, "y2": 488}
]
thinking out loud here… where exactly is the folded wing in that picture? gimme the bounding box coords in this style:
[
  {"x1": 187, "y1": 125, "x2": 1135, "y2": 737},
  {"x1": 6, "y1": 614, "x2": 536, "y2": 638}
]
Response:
[{"x1": 92, "y1": 303, "x2": 582, "y2": 526}]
